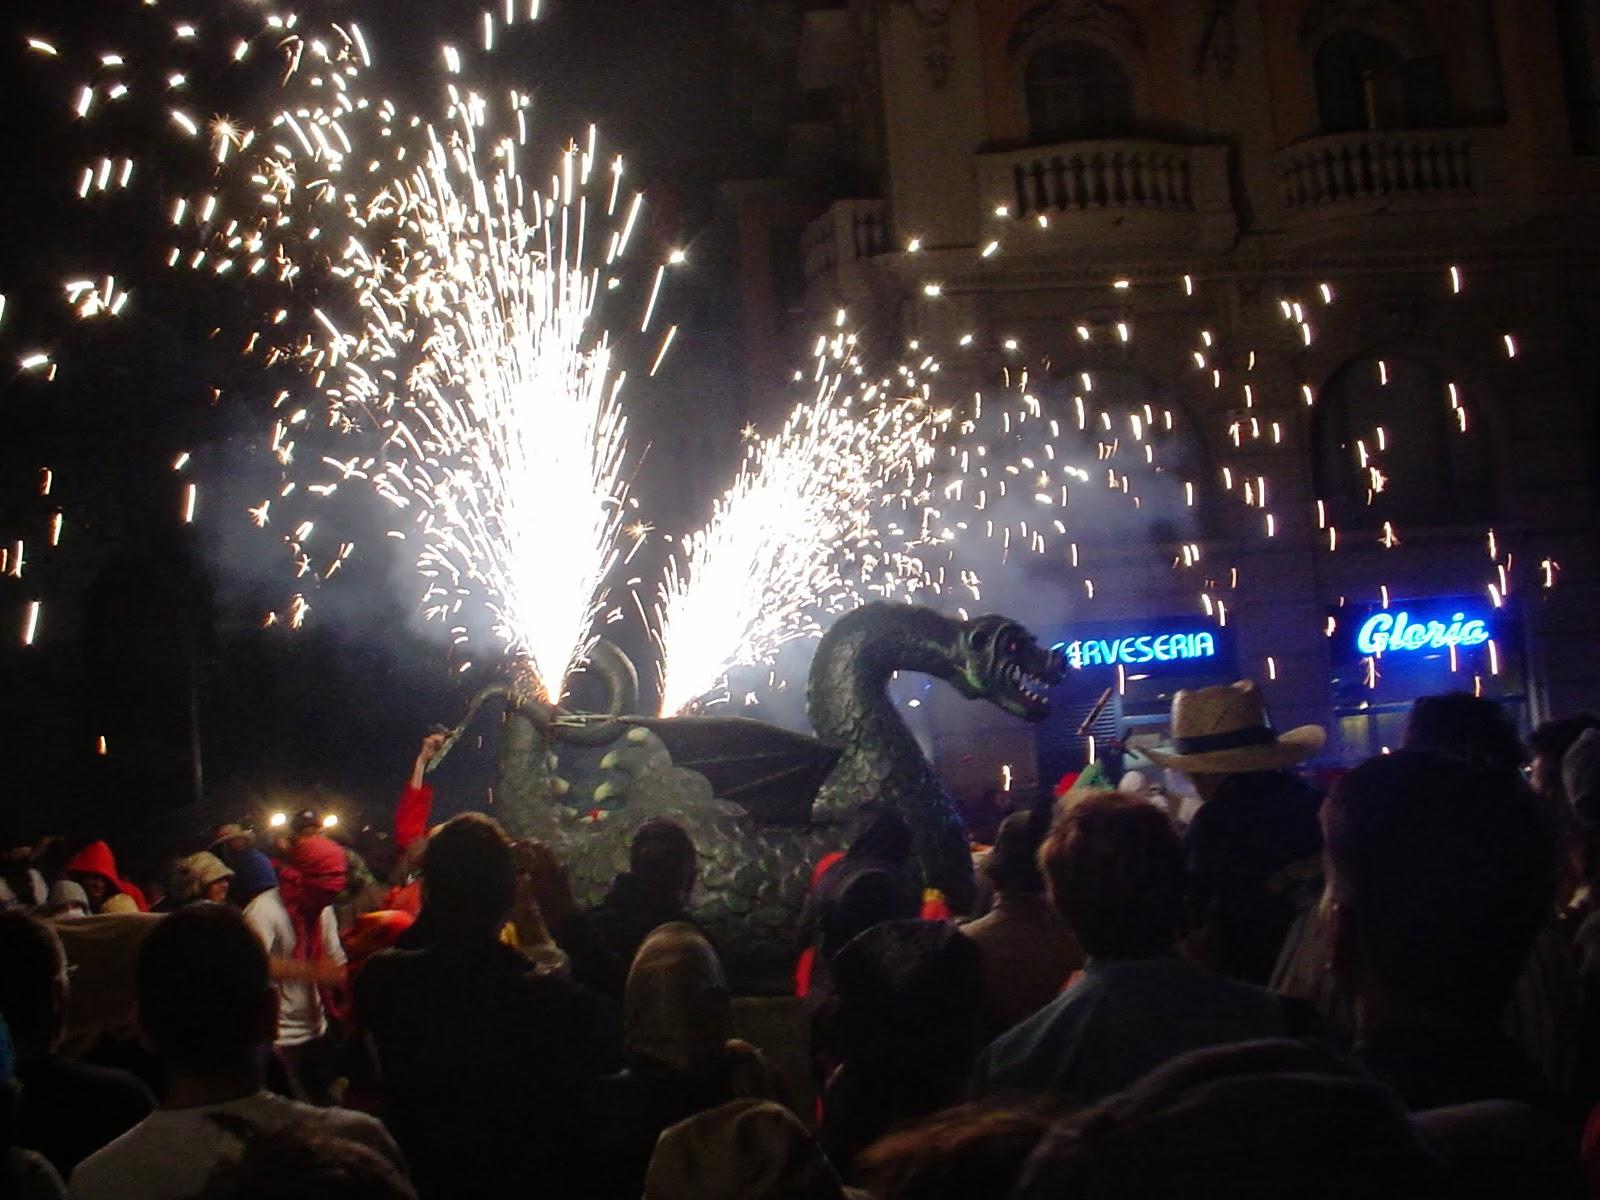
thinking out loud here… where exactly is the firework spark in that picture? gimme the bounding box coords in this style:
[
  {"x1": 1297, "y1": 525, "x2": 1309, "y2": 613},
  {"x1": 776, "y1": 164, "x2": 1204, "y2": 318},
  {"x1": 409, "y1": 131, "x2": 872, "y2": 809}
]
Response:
[
  {"x1": 336, "y1": 124, "x2": 633, "y2": 699},
  {"x1": 652, "y1": 364, "x2": 934, "y2": 716}
]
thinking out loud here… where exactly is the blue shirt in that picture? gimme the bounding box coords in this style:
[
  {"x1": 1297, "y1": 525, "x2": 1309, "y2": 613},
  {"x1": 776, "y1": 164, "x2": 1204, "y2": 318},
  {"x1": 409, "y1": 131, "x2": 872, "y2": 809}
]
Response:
[{"x1": 971, "y1": 954, "x2": 1289, "y2": 1104}]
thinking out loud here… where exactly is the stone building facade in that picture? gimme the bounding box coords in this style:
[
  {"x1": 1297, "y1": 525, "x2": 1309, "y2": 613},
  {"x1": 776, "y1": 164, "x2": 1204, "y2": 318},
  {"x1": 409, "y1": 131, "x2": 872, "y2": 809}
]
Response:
[{"x1": 730, "y1": 0, "x2": 1600, "y2": 797}]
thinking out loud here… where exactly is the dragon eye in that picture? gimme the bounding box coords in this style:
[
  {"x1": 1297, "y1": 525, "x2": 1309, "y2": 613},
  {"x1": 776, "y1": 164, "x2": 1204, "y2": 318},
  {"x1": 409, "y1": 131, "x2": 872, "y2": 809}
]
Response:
[{"x1": 1004, "y1": 636, "x2": 1021, "y2": 654}]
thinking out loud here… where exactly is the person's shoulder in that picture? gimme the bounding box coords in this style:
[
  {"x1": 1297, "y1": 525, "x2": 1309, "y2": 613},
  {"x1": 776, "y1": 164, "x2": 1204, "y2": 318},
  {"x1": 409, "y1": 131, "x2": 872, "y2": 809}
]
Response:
[
  {"x1": 978, "y1": 985, "x2": 1079, "y2": 1076},
  {"x1": 11, "y1": 1147, "x2": 65, "y2": 1200},
  {"x1": 959, "y1": 910, "x2": 1000, "y2": 940},
  {"x1": 65, "y1": 1113, "x2": 160, "y2": 1198},
  {"x1": 241, "y1": 889, "x2": 285, "y2": 923},
  {"x1": 235, "y1": 1095, "x2": 404, "y2": 1169},
  {"x1": 243, "y1": 1093, "x2": 383, "y2": 1134},
  {"x1": 1183, "y1": 960, "x2": 1295, "y2": 1019},
  {"x1": 312, "y1": 1105, "x2": 404, "y2": 1164},
  {"x1": 353, "y1": 945, "x2": 423, "y2": 1006}
]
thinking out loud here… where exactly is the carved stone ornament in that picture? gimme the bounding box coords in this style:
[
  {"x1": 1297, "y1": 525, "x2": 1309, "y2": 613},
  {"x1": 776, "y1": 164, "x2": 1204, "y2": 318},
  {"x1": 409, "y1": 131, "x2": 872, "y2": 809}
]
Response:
[
  {"x1": 1007, "y1": 0, "x2": 1144, "y2": 60},
  {"x1": 911, "y1": 0, "x2": 957, "y2": 89}
]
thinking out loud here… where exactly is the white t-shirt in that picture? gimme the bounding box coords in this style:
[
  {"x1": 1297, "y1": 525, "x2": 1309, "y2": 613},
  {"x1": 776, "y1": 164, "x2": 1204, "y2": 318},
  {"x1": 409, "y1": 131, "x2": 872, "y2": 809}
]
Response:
[
  {"x1": 242, "y1": 888, "x2": 345, "y2": 1045},
  {"x1": 67, "y1": 1091, "x2": 401, "y2": 1200}
]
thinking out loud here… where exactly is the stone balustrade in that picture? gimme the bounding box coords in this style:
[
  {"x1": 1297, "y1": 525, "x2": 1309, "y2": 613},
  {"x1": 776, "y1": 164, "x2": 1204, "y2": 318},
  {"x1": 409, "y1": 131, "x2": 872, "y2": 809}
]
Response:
[
  {"x1": 801, "y1": 199, "x2": 890, "y2": 290},
  {"x1": 978, "y1": 138, "x2": 1233, "y2": 221},
  {"x1": 1276, "y1": 129, "x2": 1478, "y2": 211}
]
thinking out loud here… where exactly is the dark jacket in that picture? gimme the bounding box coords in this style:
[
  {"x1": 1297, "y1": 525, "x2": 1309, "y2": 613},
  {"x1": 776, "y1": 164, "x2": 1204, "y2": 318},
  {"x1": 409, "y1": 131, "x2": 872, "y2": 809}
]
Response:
[
  {"x1": 972, "y1": 955, "x2": 1291, "y2": 1107},
  {"x1": 1185, "y1": 771, "x2": 1324, "y2": 985},
  {"x1": 582, "y1": 872, "x2": 694, "y2": 997},
  {"x1": 355, "y1": 938, "x2": 612, "y2": 1200}
]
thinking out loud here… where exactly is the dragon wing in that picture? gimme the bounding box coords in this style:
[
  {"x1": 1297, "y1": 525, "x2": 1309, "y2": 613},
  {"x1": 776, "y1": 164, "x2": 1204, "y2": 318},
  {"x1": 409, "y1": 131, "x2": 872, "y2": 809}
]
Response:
[{"x1": 621, "y1": 715, "x2": 839, "y2": 827}]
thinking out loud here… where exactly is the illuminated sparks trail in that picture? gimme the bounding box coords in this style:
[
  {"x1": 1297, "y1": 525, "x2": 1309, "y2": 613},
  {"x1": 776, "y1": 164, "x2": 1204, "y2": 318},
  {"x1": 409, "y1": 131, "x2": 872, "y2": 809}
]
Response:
[
  {"x1": 123, "y1": 9, "x2": 645, "y2": 699},
  {"x1": 652, "y1": 354, "x2": 935, "y2": 716},
  {"x1": 315, "y1": 119, "x2": 636, "y2": 699}
]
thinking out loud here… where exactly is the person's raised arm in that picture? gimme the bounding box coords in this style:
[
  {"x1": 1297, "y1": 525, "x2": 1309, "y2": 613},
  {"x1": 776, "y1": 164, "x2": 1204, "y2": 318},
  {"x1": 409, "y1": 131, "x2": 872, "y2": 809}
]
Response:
[{"x1": 396, "y1": 732, "x2": 447, "y2": 851}]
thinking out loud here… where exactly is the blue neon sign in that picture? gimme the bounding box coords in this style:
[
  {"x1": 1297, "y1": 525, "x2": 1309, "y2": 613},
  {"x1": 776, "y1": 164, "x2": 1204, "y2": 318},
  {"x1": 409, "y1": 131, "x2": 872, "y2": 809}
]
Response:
[
  {"x1": 1059, "y1": 629, "x2": 1219, "y2": 671},
  {"x1": 1354, "y1": 609, "x2": 1490, "y2": 656},
  {"x1": 1329, "y1": 595, "x2": 1505, "y2": 671}
]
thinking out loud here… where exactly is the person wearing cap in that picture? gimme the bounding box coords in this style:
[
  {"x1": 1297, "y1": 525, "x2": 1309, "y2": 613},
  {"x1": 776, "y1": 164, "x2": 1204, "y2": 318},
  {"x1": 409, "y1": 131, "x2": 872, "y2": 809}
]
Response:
[
  {"x1": 1143, "y1": 681, "x2": 1326, "y2": 986},
  {"x1": 211, "y1": 827, "x2": 277, "y2": 911},
  {"x1": 174, "y1": 853, "x2": 234, "y2": 907},
  {"x1": 44, "y1": 882, "x2": 88, "y2": 920}
]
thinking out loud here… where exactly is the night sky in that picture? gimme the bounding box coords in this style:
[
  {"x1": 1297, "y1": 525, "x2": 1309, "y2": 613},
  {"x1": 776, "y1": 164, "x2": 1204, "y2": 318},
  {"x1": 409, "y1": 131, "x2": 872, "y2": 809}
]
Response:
[{"x1": 0, "y1": 0, "x2": 805, "y2": 866}]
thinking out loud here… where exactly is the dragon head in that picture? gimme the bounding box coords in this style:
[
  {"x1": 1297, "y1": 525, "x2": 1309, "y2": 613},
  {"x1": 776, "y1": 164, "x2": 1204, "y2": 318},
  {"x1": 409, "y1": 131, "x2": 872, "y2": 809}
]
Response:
[{"x1": 948, "y1": 613, "x2": 1066, "y2": 721}]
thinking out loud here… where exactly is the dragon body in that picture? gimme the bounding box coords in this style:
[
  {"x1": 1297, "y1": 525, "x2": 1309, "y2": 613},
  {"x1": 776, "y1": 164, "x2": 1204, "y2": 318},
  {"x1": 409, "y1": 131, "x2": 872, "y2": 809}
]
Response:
[{"x1": 442, "y1": 603, "x2": 1063, "y2": 988}]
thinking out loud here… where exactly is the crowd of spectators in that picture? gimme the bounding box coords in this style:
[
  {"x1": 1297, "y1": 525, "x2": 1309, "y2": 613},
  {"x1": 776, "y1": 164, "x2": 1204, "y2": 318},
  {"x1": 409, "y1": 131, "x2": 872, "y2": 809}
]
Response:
[{"x1": 1, "y1": 685, "x2": 1599, "y2": 1197}]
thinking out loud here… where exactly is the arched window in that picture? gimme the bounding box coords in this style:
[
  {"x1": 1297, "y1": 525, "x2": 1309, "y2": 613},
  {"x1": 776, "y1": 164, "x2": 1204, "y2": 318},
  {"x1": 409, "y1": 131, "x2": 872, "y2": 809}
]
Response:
[
  {"x1": 1025, "y1": 40, "x2": 1134, "y2": 142},
  {"x1": 1313, "y1": 354, "x2": 1493, "y2": 529},
  {"x1": 1314, "y1": 30, "x2": 1451, "y2": 132}
]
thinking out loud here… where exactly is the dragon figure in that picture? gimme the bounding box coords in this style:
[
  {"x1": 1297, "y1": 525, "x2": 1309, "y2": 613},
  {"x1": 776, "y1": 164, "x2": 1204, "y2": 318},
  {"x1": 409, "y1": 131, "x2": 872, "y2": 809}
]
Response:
[{"x1": 432, "y1": 603, "x2": 1064, "y2": 988}]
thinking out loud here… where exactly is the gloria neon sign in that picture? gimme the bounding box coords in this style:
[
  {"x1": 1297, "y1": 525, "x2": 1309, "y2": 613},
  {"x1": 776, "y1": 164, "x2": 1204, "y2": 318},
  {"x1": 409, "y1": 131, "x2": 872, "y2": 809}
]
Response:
[
  {"x1": 1355, "y1": 610, "x2": 1490, "y2": 656},
  {"x1": 1062, "y1": 630, "x2": 1218, "y2": 670}
]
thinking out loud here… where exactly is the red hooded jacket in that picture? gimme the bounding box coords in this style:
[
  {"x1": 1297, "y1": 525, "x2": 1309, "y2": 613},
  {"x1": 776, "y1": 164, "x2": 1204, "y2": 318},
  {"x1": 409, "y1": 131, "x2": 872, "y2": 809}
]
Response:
[{"x1": 63, "y1": 842, "x2": 148, "y2": 912}]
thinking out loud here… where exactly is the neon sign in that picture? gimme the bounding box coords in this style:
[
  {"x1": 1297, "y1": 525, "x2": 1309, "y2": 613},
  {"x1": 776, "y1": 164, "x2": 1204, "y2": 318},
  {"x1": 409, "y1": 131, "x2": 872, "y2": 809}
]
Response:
[
  {"x1": 1355, "y1": 610, "x2": 1490, "y2": 656},
  {"x1": 1062, "y1": 630, "x2": 1218, "y2": 670}
]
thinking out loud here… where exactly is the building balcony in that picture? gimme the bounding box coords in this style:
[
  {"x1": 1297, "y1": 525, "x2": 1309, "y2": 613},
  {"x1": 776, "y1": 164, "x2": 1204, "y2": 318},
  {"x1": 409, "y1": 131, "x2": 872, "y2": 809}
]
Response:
[
  {"x1": 975, "y1": 138, "x2": 1237, "y2": 257},
  {"x1": 801, "y1": 198, "x2": 890, "y2": 302},
  {"x1": 1274, "y1": 129, "x2": 1494, "y2": 236}
]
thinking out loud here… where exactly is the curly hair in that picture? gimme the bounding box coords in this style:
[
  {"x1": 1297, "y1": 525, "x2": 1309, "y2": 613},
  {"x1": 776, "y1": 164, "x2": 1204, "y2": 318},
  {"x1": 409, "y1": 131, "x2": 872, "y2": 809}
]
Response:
[{"x1": 1039, "y1": 790, "x2": 1185, "y2": 959}]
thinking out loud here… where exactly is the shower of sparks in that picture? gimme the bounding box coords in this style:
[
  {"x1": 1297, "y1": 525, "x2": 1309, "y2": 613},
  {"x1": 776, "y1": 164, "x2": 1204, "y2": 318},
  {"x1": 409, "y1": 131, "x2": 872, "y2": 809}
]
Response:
[
  {"x1": 340, "y1": 126, "x2": 634, "y2": 699},
  {"x1": 652, "y1": 359, "x2": 936, "y2": 716},
  {"x1": 240, "y1": 18, "x2": 639, "y2": 700}
]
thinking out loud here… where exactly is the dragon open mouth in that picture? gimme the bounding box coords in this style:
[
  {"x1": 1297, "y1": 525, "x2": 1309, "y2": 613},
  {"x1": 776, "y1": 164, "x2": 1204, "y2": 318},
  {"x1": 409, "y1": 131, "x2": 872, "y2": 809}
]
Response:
[
  {"x1": 997, "y1": 659, "x2": 1055, "y2": 715},
  {"x1": 950, "y1": 613, "x2": 1066, "y2": 721}
]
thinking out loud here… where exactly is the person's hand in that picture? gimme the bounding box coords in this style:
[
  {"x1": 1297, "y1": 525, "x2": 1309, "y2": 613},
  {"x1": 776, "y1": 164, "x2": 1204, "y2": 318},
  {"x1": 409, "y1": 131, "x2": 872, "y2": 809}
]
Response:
[
  {"x1": 510, "y1": 839, "x2": 577, "y2": 931},
  {"x1": 411, "y1": 731, "x2": 449, "y2": 787},
  {"x1": 310, "y1": 958, "x2": 349, "y2": 988},
  {"x1": 268, "y1": 957, "x2": 348, "y2": 987}
]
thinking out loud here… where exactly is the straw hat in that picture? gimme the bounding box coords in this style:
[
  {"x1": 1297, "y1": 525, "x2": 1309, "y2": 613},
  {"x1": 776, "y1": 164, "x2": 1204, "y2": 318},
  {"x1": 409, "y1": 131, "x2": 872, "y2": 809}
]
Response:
[{"x1": 1143, "y1": 681, "x2": 1325, "y2": 774}]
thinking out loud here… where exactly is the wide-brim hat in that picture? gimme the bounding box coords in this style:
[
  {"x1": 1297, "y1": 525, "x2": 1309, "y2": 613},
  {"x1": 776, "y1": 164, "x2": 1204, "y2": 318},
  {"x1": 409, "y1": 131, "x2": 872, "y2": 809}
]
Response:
[
  {"x1": 178, "y1": 851, "x2": 235, "y2": 895},
  {"x1": 1144, "y1": 681, "x2": 1325, "y2": 774}
]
